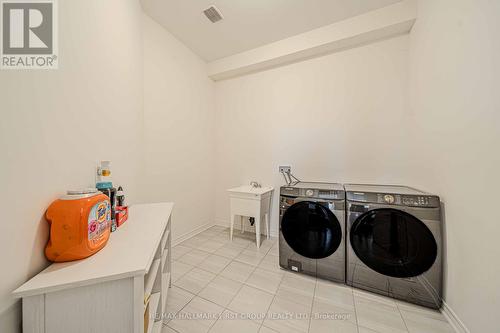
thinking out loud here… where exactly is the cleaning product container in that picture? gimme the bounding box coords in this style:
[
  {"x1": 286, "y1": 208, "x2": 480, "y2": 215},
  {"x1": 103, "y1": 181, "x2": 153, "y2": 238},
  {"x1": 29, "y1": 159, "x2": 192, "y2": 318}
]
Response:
[{"x1": 45, "y1": 189, "x2": 111, "y2": 262}]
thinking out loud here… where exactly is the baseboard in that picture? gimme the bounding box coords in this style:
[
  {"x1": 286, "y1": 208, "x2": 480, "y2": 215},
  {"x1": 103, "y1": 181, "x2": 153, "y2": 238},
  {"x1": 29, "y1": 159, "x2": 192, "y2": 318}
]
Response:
[
  {"x1": 172, "y1": 221, "x2": 214, "y2": 246},
  {"x1": 442, "y1": 301, "x2": 469, "y2": 333},
  {"x1": 0, "y1": 301, "x2": 21, "y2": 333}
]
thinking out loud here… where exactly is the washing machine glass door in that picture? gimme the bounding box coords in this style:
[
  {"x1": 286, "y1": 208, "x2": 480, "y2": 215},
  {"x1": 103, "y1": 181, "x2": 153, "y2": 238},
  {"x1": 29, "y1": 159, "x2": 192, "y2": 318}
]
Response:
[
  {"x1": 350, "y1": 208, "x2": 437, "y2": 278},
  {"x1": 281, "y1": 201, "x2": 342, "y2": 259}
]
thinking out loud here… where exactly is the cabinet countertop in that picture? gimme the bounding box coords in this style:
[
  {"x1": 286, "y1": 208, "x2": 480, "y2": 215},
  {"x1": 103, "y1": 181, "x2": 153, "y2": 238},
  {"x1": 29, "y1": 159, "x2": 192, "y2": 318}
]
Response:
[{"x1": 13, "y1": 202, "x2": 173, "y2": 298}]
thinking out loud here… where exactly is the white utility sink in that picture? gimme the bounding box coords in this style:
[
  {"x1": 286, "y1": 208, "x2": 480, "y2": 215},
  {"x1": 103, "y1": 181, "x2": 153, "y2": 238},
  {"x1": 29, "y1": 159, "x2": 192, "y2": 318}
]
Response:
[
  {"x1": 227, "y1": 185, "x2": 274, "y2": 248},
  {"x1": 227, "y1": 185, "x2": 274, "y2": 197}
]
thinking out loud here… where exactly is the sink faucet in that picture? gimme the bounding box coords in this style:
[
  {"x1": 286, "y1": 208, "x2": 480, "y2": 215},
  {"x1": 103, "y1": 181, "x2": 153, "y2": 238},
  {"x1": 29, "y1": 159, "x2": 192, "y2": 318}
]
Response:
[{"x1": 250, "y1": 181, "x2": 261, "y2": 188}]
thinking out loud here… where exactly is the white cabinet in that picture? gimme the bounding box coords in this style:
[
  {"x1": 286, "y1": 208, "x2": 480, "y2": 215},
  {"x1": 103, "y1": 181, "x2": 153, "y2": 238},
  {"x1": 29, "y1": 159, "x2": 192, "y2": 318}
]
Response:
[{"x1": 13, "y1": 203, "x2": 173, "y2": 333}]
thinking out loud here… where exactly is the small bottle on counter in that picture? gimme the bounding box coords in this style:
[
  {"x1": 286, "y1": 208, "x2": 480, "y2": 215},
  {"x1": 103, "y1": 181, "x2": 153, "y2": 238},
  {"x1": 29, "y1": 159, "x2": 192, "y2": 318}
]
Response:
[{"x1": 117, "y1": 186, "x2": 125, "y2": 207}]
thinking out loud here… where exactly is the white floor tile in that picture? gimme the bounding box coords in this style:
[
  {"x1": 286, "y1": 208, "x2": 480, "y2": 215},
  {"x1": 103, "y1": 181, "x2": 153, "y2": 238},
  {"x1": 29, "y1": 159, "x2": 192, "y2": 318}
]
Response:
[
  {"x1": 178, "y1": 249, "x2": 211, "y2": 266},
  {"x1": 258, "y1": 254, "x2": 284, "y2": 275},
  {"x1": 197, "y1": 240, "x2": 226, "y2": 253},
  {"x1": 245, "y1": 240, "x2": 273, "y2": 253},
  {"x1": 312, "y1": 298, "x2": 356, "y2": 325},
  {"x1": 171, "y1": 261, "x2": 194, "y2": 282},
  {"x1": 264, "y1": 295, "x2": 310, "y2": 333},
  {"x1": 198, "y1": 254, "x2": 232, "y2": 274},
  {"x1": 172, "y1": 245, "x2": 193, "y2": 260},
  {"x1": 355, "y1": 295, "x2": 408, "y2": 333},
  {"x1": 275, "y1": 285, "x2": 314, "y2": 309},
  {"x1": 230, "y1": 235, "x2": 254, "y2": 248},
  {"x1": 259, "y1": 326, "x2": 279, "y2": 333},
  {"x1": 268, "y1": 245, "x2": 279, "y2": 256},
  {"x1": 181, "y1": 235, "x2": 211, "y2": 248},
  {"x1": 280, "y1": 272, "x2": 316, "y2": 294},
  {"x1": 275, "y1": 272, "x2": 316, "y2": 307},
  {"x1": 211, "y1": 234, "x2": 231, "y2": 243},
  {"x1": 214, "y1": 243, "x2": 246, "y2": 259},
  {"x1": 314, "y1": 279, "x2": 354, "y2": 310},
  {"x1": 238, "y1": 231, "x2": 260, "y2": 240},
  {"x1": 235, "y1": 249, "x2": 266, "y2": 266},
  {"x1": 170, "y1": 231, "x2": 453, "y2": 333},
  {"x1": 163, "y1": 286, "x2": 196, "y2": 322},
  {"x1": 398, "y1": 305, "x2": 454, "y2": 333},
  {"x1": 245, "y1": 268, "x2": 283, "y2": 294},
  {"x1": 309, "y1": 316, "x2": 358, "y2": 333},
  {"x1": 168, "y1": 296, "x2": 224, "y2": 333},
  {"x1": 199, "y1": 275, "x2": 243, "y2": 307},
  {"x1": 209, "y1": 310, "x2": 261, "y2": 333},
  {"x1": 200, "y1": 229, "x2": 221, "y2": 238},
  {"x1": 241, "y1": 246, "x2": 269, "y2": 257},
  {"x1": 227, "y1": 285, "x2": 274, "y2": 324},
  {"x1": 219, "y1": 261, "x2": 256, "y2": 282},
  {"x1": 396, "y1": 301, "x2": 446, "y2": 320},
  {"x1": 161, "y1": 325, "x2": 180, "y2": 333},
  {"x1": 174, "y1": 268, "x2": 216, "y2": 294}
]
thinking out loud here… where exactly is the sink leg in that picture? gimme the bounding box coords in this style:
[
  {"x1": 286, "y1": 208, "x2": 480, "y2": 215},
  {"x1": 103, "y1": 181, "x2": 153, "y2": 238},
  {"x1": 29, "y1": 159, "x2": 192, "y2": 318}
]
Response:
[
  {"x1": 230, "y1": 214, "x2": 235, "y2": 241},
  {"x1": 240, "y1": 216, "x2": 245, "y2": 233},
  {"x1": 255, "y1": 215, "x2": 261, "y2": 248},
  {"x1": 265, "y1": 213, "x2": 270, "y2": 240}
]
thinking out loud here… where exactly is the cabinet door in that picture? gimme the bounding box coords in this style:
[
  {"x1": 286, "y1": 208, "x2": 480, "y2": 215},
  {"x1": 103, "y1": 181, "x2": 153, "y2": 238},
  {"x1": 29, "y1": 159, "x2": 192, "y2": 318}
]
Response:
[{"x1": 45, "y1": 278, "x2": 134, "y2": 333}]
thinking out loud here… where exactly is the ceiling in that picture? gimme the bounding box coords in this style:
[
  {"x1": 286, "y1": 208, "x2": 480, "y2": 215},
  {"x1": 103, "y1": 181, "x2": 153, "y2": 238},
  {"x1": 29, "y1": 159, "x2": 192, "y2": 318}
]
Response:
[{"x1": 141, "y1": 0, "x2": 403, "y2": 62}]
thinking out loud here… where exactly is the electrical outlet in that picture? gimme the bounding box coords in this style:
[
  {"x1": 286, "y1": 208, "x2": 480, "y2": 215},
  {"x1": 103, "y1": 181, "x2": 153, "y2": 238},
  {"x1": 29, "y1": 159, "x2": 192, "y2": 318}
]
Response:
[{"x1": 279, "y1": 165, "x2": 291, "y2": 173}]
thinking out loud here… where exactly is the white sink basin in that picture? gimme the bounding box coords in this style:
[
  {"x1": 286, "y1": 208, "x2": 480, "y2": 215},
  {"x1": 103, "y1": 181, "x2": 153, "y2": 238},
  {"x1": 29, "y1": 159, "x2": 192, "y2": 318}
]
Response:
[{"x1": 227, "y1": 185, "x2": 274, "y2": 197}]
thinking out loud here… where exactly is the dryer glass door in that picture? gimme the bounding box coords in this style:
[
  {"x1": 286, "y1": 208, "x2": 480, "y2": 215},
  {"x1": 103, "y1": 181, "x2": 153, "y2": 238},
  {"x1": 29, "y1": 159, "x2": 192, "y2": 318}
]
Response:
[
  {"x1": 281, "y1": 201, "x2": 342, "y2": 259},
  {"x1": 350, "y1": 208, "x2": 437, "y2": 278}
]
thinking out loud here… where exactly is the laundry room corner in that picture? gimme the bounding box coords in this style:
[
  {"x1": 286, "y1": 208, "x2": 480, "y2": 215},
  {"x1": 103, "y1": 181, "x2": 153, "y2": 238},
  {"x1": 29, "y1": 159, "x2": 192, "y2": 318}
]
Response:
[
  {"x1": 139, "y1": 11, "x2": 217, "y2": 245},
  {"x1": 213, "y1": 34, "x2": 414, "y2": 240},
  {"x1": 407, "y1": 0, "x2": 500, "y2": 331}
]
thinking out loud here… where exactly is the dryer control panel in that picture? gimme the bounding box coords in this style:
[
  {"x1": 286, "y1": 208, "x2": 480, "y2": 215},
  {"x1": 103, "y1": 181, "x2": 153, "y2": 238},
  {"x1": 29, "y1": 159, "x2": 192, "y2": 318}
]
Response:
[
  {"x1": 348, "y1": 191, "x2": 440, "y2": 208},
  {"x1": 401, "y1": 195, "x2": 439, "y2": 207},
  {"x1": 374, "y1": 194, "x2": 439, "y2": 207}
]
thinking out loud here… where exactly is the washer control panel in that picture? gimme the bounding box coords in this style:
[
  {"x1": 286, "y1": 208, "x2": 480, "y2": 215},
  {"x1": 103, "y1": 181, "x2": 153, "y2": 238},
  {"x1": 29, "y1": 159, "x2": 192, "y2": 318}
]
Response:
[{"x1": 280, "y1": 187, "x2": 344, "y2": 200}]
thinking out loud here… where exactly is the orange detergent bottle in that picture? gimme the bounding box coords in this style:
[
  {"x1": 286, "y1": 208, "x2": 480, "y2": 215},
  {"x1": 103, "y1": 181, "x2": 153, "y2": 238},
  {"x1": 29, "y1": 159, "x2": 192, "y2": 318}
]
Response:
[{"x1": 45, "y1": 189, "x2": 111, "y2": 262}]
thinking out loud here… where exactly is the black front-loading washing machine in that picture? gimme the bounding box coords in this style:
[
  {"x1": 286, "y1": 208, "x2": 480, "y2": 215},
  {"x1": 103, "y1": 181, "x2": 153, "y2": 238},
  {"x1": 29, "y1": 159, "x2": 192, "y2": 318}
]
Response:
[{"x1": 279, "y1": 182, "x2": 345, "y2": 283}]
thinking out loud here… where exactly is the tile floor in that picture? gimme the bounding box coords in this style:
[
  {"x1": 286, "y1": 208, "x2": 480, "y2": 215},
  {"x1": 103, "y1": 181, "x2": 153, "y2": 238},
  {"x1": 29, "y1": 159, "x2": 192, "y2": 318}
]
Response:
[{"x1": 163, "y1": 226, "x2": 454, "y2": 333}]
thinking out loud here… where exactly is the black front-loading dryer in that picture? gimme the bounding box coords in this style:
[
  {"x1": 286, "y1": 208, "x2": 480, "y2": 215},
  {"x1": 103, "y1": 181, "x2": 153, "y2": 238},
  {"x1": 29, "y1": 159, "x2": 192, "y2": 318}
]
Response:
[
  {"x1": 279, "y1": 182, "x2": 345, "y2": 283},
  {"x1": 345, "y1": 184, "x2": 443, "y2": 309}
]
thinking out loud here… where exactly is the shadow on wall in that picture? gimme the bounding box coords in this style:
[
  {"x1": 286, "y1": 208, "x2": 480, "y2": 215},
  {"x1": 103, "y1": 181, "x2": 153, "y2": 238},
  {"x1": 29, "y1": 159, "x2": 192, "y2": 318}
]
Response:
[
  {"x1": 28, "y1": 213, "x2": 50, "y2": 280},
  {"x1": 0, "y1": 302, "x2": 21, "y2": 333},
  {"x1": 2, "y1": 213, "x2": 50, "y2": 333},
  {"x1": 440, "y1": 201, "x2": 447, "y2": 302}
]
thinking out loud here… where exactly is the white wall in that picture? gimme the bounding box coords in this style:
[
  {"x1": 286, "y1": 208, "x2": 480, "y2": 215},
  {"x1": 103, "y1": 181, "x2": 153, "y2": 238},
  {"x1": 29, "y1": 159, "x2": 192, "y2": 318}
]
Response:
[
  {"x1": 0, "y1": 0, "x2": 144, "y2": 331},
  {"x1": 214, "y1": 35, "x2": 412, "y2": 235},
  {"x1": 408, "y1": 0, "x2": 500, "y2": 331},
  {"x1": 141, "y1": 15, "x2": 215, "y2": 241}
]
